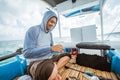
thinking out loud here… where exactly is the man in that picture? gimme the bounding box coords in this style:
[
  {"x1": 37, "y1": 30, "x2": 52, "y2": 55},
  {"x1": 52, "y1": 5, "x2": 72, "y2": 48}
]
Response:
[
  {"x1": 23, "y1": 10, "x2": 62, "y2": 60},
  {"x1": 23, "y1": 10, "x2": 72, "y2": 79}
]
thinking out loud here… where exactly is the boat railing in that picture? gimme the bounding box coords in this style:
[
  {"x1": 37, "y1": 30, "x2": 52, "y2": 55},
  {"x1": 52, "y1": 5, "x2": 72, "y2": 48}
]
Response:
[{"x1": 0, "y1": 48, "x2": 23, "y2": 61}]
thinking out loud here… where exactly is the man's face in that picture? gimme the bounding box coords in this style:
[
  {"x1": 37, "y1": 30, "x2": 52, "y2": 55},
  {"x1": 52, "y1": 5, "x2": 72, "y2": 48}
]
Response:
[
  {"x1": 46, "y1": 17, "x2": 57, "y2": 31},
  {"x1": 48, "y1": 63, "x2": 62, "y2": 80}
]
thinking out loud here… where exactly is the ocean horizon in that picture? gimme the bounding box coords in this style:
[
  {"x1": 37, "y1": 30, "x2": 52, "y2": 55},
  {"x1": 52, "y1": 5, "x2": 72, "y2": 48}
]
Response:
[
  {"x1": 0, "y1": 40, "x2": 23, "y2": 57},
  {"x1": 0, "y1": 36, "x2": 120, "y2": 57}
]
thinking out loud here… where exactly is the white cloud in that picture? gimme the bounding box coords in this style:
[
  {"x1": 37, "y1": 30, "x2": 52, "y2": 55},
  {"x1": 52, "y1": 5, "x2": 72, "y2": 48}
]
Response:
[
  {"x1": 102, "y1": 1, "x2": 120, "y2": 34},
  {"x1": 0, "y1": 0, "x2": 51, "y2": 41},
  {"x1": 0, "y1": 0, "x2": 120, "y2": 41}
]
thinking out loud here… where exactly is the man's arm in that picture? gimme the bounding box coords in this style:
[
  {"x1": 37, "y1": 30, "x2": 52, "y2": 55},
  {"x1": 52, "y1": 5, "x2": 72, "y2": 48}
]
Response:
[{"x1": 23, "y1": 26, "x2": 52, "y2": 58}]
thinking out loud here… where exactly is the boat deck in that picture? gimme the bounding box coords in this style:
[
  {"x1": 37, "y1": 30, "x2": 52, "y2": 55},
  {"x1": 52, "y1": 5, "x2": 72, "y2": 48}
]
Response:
[
  {"x1": 14, "y1": 59, "x2": 119, "y2": 80},
  {"x1": 59, "y1": 62, "x2": 118, "y2": 80}
]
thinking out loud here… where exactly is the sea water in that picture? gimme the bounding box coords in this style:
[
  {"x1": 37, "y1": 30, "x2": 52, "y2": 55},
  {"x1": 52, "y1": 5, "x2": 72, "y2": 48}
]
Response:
[
  {"x1": 0, "y1": 39, "x2": 120, "y2": 57},
  {"x1": 0, "y1": 40, "x2": 23, "y2": 57}
]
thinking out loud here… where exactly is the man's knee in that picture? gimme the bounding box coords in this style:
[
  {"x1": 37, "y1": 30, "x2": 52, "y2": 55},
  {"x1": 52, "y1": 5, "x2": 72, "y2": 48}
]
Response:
[{"x1": 60, "y1": 56, "x2": 70, "y2": 62}]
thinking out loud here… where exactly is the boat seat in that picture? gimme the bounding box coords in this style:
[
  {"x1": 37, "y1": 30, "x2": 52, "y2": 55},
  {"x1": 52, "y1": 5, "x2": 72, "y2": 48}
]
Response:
[{"x1": 76, "y1": 42, "x2": 111, "y2": 56}]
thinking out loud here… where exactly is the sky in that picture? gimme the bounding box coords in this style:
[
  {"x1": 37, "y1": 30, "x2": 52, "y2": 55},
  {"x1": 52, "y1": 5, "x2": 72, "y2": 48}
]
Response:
[
  {"x1": 102, "y1": 0, "x2": 120, "y2": 33},
  {"x1": 0, "y1": 0, "x2": 120, "y2": 41},
  {"x1": 0, "y1": 0, "x2": 51, "y2": 41},
  {"x1": 57, "y1": 0, "x2": 120, "y2": 39}
]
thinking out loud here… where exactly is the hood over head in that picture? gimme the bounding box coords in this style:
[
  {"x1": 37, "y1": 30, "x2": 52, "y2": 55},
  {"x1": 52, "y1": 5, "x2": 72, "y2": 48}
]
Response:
[{"x1": 40, "y1": 10, "x2": 57, "y2": 33}]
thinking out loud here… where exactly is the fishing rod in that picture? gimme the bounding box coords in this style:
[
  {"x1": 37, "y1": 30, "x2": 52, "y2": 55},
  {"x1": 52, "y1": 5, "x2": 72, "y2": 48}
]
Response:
[{"x1": 65, "y1": 66, "x2": 112, "y2": 80}]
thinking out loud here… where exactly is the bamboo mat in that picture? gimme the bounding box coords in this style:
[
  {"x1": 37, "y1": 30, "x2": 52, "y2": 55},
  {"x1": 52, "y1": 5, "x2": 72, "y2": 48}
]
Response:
[{"x1": 59, "y1": 62, "x2": 118, "y2": 80}]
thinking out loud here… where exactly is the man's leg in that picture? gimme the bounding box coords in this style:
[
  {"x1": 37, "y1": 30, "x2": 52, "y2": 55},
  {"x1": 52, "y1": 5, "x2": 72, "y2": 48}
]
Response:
[{"x1": 56, "y1": 56, "x2": 70, "y2": 70}]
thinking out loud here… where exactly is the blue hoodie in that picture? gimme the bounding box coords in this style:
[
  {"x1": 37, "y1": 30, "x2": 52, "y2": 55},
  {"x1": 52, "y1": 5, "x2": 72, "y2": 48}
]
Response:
[{"x1": 23, "y1": 11, "x2": 57, "y2": 59}]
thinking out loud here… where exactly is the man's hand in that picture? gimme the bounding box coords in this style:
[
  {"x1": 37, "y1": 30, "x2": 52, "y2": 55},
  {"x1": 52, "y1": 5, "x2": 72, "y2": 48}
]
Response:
[
  {"x1": 55, "y1": 74, "x2": 62, "y2": 80},
  {"x1": 51, "y1": 44, "x2": 63, "y2": 53}
]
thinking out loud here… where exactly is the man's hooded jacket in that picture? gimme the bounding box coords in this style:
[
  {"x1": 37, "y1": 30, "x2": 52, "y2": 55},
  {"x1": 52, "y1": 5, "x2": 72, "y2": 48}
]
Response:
[{"x1": 23, "y1": 10, "x2": 57, "y2": 60}]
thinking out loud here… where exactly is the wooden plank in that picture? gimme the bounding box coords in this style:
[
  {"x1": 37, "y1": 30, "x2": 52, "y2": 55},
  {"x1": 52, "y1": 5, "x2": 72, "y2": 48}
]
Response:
[
  {"x1": 85, "y1": 67, "x2": 96, "y2": 75},
  {"x1": 61, "y1": 69, "x2": 71, "y2": 80},
  {"x1": 105, "y1": 71, "x2": 112, "y2": 79},
  {"x1": 59, "y1": 67, "x2": 65, "y2": 75},
  {"x1": 77, "y1": 64, "x2": 83, "y2": 80},
  {"x1": 73, "y1": 64, "x2": 79, "y2": 78},
  {"x1": 95, "y1": 69, "x2": 102, "y2": 76},
  {"x1": 59, "y1": 63, "x2": 118, "y2": 80},
  {"x1": 101, "y1": 71, "x2": 107, "y2": 78},
  {"x1": 69, "y1": 64, "x2": 78, "y2": 80},
  {"x1": 110, "y1": 72, "x2": 118, "y2": 80},
  {"x1": 80, "y1": 66, "x2": 88, "y2": 80}
]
